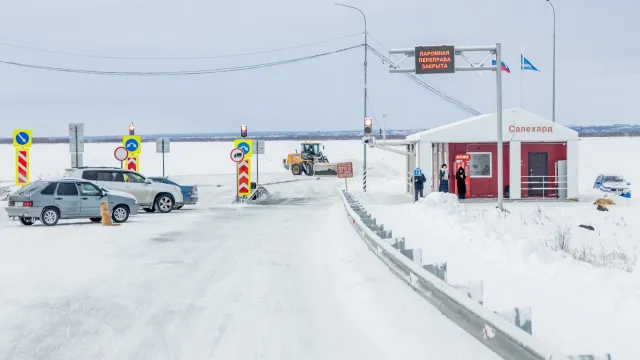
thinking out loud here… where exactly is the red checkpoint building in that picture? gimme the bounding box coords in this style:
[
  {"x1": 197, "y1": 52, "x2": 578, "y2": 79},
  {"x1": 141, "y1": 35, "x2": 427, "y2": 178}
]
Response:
[{"x1": 404, "y1": 109, "x2": 579, "y2": 200}]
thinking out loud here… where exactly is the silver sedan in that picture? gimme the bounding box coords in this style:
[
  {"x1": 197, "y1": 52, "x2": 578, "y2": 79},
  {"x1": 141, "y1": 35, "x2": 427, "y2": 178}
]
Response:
[{"x1": 5, "y1": 178, "x2": 140, "y2": 226}]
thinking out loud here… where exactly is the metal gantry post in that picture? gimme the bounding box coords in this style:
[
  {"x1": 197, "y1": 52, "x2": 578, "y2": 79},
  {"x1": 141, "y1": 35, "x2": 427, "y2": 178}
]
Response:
[
  {"x1": 336, "y1": 2, "x2": 368, "y2": 193},
  {"x1": 495, "y1": 43, "x2": 504, "y2": 211},
  {"x1": 388, "y1": 43, "x2": 505, "y2": 210}
]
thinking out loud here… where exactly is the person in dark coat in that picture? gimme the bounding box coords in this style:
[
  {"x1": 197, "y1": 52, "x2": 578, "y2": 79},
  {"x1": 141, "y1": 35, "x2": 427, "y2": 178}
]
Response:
[
  {"x1": 414, "y1": 168, "x2": 427, "y2": 201},
  {"x1": 456, "y1": 166, "x2": 467, "y2": 199},
  {"x1": 438, "y1": 164, "x2": 449, "y2": 193}
]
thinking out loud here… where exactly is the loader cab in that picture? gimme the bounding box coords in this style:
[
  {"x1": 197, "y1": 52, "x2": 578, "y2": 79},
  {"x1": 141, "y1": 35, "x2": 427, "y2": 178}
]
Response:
[{"x1": 301, "y1": 143, "x2": 322, "y2": 159}]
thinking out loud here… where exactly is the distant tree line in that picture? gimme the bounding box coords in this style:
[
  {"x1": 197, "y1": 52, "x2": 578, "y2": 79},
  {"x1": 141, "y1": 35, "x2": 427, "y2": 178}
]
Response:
[{"x1": 1, "y1": 132, "x2": 639, "y2": 145}]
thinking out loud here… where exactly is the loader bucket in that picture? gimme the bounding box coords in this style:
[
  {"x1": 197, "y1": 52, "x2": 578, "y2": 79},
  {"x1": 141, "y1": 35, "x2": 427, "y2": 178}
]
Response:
[{"x1": 313, "y1": 163, "x2": 338, "y2": 176}]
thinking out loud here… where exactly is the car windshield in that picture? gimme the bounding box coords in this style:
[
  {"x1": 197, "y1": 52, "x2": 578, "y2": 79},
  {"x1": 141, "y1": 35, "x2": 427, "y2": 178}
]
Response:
[
  {"x1": 603, "y1": 176, "x2": 625, "y2": 183},
  {"x1": 302, "y1": 143, "x2": 320, "y2": 155}
]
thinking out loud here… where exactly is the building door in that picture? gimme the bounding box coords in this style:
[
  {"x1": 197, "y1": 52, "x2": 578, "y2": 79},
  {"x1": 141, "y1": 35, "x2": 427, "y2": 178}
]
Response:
[{"x1": 528, "y1": 152, "x2": 548, "y2": 196}]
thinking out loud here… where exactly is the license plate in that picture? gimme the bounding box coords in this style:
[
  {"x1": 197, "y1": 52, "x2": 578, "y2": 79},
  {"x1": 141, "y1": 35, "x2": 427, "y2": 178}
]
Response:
[{"x1": 14, "y1": 202, "x2": 23, "y2": 207}]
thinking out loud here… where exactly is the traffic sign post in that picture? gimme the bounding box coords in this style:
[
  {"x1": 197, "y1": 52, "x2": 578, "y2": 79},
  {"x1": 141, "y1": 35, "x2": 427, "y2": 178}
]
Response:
[
  {"x1": 70, "y1": 153, "x2": 84, "y2": 168},
  {"x1": 233, "y1": 139, "x2": 253, "y2": 158},
  {"x1": 337, "y1": 162, "x2": 354, "y2": 191},
  {"x1": 13, "y1": 129, "x2": 32, "y2": 148},
  {"x1": 230, "y1": 148, "x2": 244, "y2": 163},
  {"x1": 13, "y1": 129, "x2": 32, "y2": 186},
  {"x1": 15, "y1": 149, "x2": 30, "y2": 186},
  {"x1": 237, "y1": 158, "x2": 251, "y2": 199},
  {"x1": 255, "y1": 140, "x2": 265, "y2": 185},
  {"x1": 69, "y1": 123, "x2": 85, "y2": 168},
  {"x1": 126, "y1": 156, "x2": 139, "y2": 172},
  {"x1": 156, "y1": 138, "x2": 170, "y2": 177},
  {"x1": 122, "y1": 135, "x2": 142, "y2": 155},
  {"x1": 114, "y1": 146, "x2": 128, "y2": 168}
]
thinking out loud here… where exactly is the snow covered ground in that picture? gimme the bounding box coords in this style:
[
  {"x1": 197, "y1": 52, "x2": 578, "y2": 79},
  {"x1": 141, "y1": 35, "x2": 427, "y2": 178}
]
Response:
[
  {"x1": 355, "y1": 137, "x2": 640, "y2": 360},
  {"x1": 0, "y1": 141, "x2": 499, "y2": 359},
  {"x1": 2, "y1": 137, "x2": 639, "y2": 359}
]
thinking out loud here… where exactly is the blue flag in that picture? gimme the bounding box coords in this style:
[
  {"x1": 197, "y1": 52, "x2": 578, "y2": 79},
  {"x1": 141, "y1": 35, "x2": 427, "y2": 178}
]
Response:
[{"x1": 520, "y1": 55, "x2": 540, "y2": 71}]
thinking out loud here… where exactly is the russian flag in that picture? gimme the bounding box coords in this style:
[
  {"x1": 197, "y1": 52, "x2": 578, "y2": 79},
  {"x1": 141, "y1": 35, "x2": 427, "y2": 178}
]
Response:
[{"x1": 491, "y1": 59, "x2": 511, "y2": 73}]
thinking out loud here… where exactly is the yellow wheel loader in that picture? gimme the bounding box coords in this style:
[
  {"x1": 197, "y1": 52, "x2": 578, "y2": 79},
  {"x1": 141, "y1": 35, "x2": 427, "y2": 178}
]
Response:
[{"x1": 282, "y1": 141, "x2": 338, "y2": 176}]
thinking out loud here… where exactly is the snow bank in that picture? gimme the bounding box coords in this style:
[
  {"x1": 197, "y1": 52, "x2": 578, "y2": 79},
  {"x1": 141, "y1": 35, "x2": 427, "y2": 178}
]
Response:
[
  {"x1": 356, "y1": 137, "x2": 640, "y2": 359},
  {"x1": 418, "y1": 192, "x2": 462, "y2": 211}
]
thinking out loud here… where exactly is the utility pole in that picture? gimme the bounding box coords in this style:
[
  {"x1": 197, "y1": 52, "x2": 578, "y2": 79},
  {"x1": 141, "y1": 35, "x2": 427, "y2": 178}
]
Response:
[
  {"x1": 336, "y1": 2, "x2": 368, "y2": 193},
  {"x1": 383, "y1": 113, "x2": 387, "y2": 140}
]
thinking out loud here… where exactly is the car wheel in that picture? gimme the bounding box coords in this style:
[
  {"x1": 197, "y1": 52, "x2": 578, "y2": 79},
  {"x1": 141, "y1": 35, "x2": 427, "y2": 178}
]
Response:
[
  {"x1": 41, "y1": 207, "x2": 60, "y2": 226},
  {"x1": 154, "y1": 194, "x2": 174, "y2": 213},
  {"x1": 19, "y1": 217, "x2": 35, "y2": 226},
  {"x1": 111, "y1": 205, "x2": 130, "y2": 223},
  {"x1": 89, "y1": 217, "x2": 101, "y2": 223},
  {"x1": 143, "y1": 207, "x2": 156, "y2": 213}
]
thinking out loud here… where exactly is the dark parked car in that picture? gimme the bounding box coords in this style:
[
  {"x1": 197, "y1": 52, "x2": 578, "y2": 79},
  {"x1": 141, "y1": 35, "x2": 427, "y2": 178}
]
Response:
[
  {"x1": 148, "y1": 177, "x2": 198, "y2": 208},
  {"x1": 5, "y1": 178, "x2": 140, "y2": 226}
]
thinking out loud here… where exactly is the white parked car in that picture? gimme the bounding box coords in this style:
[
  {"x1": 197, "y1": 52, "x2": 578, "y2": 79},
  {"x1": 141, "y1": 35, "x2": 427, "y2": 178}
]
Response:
[
  {"x1": 593, "y1": 173, "x2": 631, "y2": 198},
  {"x1": 63, "y1": 167, "x2": 184, "y2": 213}
]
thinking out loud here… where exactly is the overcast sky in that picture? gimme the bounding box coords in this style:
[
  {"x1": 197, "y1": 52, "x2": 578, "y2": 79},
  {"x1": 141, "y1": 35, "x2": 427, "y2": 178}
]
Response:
[{"x1": 0, "y1": 0, "x2": 637, "y2": 136}]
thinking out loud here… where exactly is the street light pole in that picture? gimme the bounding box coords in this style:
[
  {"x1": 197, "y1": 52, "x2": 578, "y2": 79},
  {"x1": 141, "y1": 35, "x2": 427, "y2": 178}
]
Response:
[
  {"x1": 336, "y1": 2, "x2": 368, "y2": 192},
  {"x1": 547, "y1": 0, "x2": 556, "y2": 123}
]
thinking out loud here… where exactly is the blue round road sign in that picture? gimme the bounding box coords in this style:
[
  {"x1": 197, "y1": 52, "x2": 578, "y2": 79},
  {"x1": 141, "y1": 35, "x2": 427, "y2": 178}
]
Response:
[
  {"x1": 125, "y1": 138, "x2": 139, "y2": 151},
  {"x1": 237, "y1": 141, "x2": 250, "y2": 154},
  {"x1": 15, "y1": 132, "x2": 29, "y2": 146}
]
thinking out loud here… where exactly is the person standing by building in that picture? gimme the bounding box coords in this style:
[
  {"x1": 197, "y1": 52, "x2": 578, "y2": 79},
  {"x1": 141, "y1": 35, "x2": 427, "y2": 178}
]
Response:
[
  {"x1": 456, "y1": 166, "x2": 467, "y2": 199},
  {"x1": 439, "y1": 164, "x2": 449, "y2": 193},
  {"x1": 414, "y1": 168, "x2": 427, "y2": 201}
]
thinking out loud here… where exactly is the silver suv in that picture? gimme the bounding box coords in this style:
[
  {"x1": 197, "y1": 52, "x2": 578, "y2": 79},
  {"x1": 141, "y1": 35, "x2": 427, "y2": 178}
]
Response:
[
  {"x1": 63, "y1": 167, "x2": 184, "y2": 213},
  {"x1": 5, "y1": 178, "x2": 140, "y2": 226}
]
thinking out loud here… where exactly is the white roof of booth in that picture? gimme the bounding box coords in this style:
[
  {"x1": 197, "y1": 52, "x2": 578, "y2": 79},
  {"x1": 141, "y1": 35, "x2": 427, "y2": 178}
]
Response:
[{"x1": 406, "y1": 108, "x2": 579, "y2": 143}]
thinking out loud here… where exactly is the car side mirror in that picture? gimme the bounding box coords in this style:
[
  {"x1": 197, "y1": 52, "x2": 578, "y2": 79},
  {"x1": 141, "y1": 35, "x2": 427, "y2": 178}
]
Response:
[{"x1": 628, "y1": 182, "x2": 631, "y2": 185}]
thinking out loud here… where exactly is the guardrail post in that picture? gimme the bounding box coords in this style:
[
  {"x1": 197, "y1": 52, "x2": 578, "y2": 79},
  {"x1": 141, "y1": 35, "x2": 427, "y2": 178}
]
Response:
[
  {"x1": 496, "y1": 306, "x2": 532, "y2": 335},
  {"x1": 452, "y1": 281, "x2": 484, "y2": 305},
  {"x1": 423, "y1": 262, "x2": 447, "y2": 282},
  {"x1": 400, "y1": 248, "x2": 422, "y2": 265},
  {"x1": 392, "y1": 237, "x2": 405, "y2": 250},
  {"x1": 567, "y1": 354, "x2": 612, "y2": 360}
]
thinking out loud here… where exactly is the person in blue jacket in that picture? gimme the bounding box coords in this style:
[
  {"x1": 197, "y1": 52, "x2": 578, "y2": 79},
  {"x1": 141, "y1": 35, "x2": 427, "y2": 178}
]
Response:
[
  {"x1": 414, "y1": 168, "x2": 427, "y2": 201},
  {"x1": 438, "y1": 164, "x2": 449, "y2": 192}
]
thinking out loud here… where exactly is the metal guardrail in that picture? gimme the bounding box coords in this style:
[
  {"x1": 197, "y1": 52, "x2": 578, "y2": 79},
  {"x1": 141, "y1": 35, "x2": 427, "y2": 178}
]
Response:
[{"x1": 339, "y1": 190, "x2": 613, "y2": 360}]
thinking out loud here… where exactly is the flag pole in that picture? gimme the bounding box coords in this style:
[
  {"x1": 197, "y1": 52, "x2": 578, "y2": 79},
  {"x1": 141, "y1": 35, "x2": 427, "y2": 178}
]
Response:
[{"x1": 520, "y1": 46, "x2": 524, "y2": 109}]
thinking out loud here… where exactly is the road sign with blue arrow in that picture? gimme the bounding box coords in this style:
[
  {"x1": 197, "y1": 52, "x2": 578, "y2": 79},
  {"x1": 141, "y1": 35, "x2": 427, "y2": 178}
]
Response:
[
  {"x1": 233, "y1": 139, "x2": 253, "y2": 158},
  {"x1": 13, "y1": 129, "x2": 32, "y2": 148},
  {"x1": 122, "y1": 135, "x2": 142, "y2": 155}
]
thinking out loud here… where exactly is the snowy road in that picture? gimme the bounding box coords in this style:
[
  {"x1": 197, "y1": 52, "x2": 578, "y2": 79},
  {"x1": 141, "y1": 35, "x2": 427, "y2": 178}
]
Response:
[{"x1": 0, "y1": 178, "x2": 499, "y2": 360}]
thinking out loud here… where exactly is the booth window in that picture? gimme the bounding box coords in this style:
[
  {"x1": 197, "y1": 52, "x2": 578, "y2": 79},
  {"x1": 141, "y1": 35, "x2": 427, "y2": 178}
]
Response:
[{"x1": 468, "y1": 152, "x2": 491, "y2": 178}]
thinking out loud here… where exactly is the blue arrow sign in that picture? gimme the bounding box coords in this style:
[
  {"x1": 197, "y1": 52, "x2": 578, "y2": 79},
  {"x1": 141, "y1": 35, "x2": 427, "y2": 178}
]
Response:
[
  {"x1": 237, "y1": 141, "x2": 250, "y2": 155},
  {"x1": 15, "y1": 132, "x2": 29, "y2": 146},
  {"x1": 125, "y1": 138, "x2": 139, "y2": 151}
]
